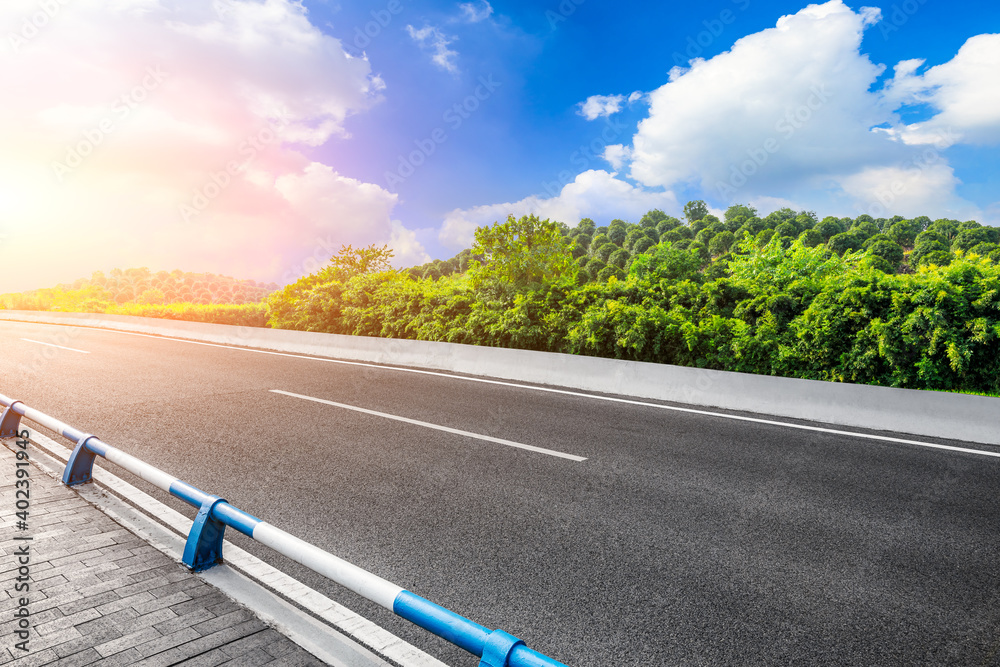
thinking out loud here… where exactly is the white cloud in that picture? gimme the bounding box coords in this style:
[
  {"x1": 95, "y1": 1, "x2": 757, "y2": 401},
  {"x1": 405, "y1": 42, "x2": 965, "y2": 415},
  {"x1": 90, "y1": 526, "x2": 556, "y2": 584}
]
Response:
[
  {"x1": 604, "y1": 0, "x2": 992, "y2": 221},
  {"x1": 879, "y1": 34, "x2": 1000, "y2": 146},
  {"x1": 603, "y1": 144, "x2": 632, "y2": 170},
  {"x1": 577, "y1": 91, "x2": 644, "y2": 121},
  {"x1": 630, "y1": 1, "x2": 890, "y2": 195},
  {"x1": 439, "y1": 170, "x2": 678, "y2": 248},
  {"x1": 457, "y1": 1, "x2": 493, "y2": 23},
  {"x1": 406, "y1": 24, "x2": 459, "y2": 74},
  {"x1": 388, "y1": 220, "x2": 432, "y2": 267},
  {"x1": 578, "y1": 94, "x2": 626, "y2": 121},
  {"x1": 0, "y1": 0, "x2": 425, "y2": 291},
  {"x1": 835, "y1": 163, "x2": 978, "y2": 221},
  {"x1": 275, "y1": 163, "x2": 399, "y2": 241}
]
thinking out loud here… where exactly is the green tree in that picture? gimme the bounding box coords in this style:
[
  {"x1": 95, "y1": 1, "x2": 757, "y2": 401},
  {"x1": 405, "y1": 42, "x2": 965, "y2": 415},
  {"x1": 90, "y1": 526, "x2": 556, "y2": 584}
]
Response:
[
  {"x1": 798, "y1": 229, "x2": 824, "y2": 248},
  {"x1": 589, "y1": 233, "x2": 610, "y2": 253},
  {"x1": 724, "y1": 204, "x2": 757, "y2": 231},
  {"x1": 867, "y1": 239, "x2": 905, "y2": 271},
  {"x1": 709, "y1": 230, "x2": 736, "y2": 256},
  {"x1": 815, "y1": 217, "x2": 843, "y2": 240},
  {"x1": 639, "y1": 209, "x2": 668, "y2": 229},
  {"x1": 608, "y1": 248, "x2": 631, "y2": 269},
  {"x1": 656, "y1": 217, "x2": 682, "y2": 235},
  {"x1": 683, "y1": 200, "x2": 709, "y2": 223},
  {"x1": 138, "y1": 288, "x2": 166, "y2": 305},
  {"x1": 468, "y1": 215, "x2": 577, "y2": 294},
  {"x1": 596, "y1": 242, "x2": 618, "y2": 262},
  {"x1": 828, "y1": 232, "x2": 862, "y2": 255},
  {"x1": 608, "y1": 223, "x2": 628, "y2": 245}
]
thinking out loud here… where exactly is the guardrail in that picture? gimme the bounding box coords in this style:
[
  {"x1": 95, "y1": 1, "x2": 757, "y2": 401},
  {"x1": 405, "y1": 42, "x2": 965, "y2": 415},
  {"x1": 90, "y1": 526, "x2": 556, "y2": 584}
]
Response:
[{"x1": 0, "y1": 394, "x2": 569, "y2": 667}]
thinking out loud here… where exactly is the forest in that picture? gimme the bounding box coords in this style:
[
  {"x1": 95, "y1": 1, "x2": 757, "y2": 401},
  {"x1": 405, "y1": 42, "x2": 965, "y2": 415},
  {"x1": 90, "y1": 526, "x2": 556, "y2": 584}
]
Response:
[
  {"x1": 5, "y1": 203, "x2": 1000, "y2": 394},
  {"x1": 0, "y1": 268, "x2": 275, "y2": 326},
  {"x1": 267, "y1": 203, "x2": 1000, "y2": 395}
]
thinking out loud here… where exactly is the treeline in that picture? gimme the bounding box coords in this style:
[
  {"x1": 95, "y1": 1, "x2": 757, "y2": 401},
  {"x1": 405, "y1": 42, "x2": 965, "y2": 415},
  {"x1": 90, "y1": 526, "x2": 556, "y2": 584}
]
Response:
[
  {"x1": 268, "y1": 204, "x2": 1000, "y2": 394},
  {"x1": 1, "y1": 268, "x2": 278, "y2": 313}
]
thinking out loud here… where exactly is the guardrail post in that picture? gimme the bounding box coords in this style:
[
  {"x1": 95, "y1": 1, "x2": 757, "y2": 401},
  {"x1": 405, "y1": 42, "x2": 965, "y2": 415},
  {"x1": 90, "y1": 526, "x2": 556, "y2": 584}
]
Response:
[
  {"x1": 63, "y1": 434, "x2": 100, "y2": 486},
  {"x1": 0, "y1": 401, "x2": 23, "y2": 437},
  {"x1": 479, "y1": 630, "x2": 525, "y2": 667},
  {"x1": 183, "y1": 496, "x2": 228, "y2": 572}
]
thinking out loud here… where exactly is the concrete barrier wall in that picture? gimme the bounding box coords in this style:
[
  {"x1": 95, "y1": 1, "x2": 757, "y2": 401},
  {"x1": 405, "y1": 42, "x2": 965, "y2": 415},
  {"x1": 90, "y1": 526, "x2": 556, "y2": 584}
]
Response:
[{"x1": 3, "y1": 310, "x2": 997, "y2": 446}]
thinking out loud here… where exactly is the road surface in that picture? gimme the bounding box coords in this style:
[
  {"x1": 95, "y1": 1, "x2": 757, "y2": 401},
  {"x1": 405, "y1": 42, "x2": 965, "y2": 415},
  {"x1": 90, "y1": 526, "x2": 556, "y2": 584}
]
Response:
[{"x1": 2, "y1": 319, "x2": 999, "y2": 666}]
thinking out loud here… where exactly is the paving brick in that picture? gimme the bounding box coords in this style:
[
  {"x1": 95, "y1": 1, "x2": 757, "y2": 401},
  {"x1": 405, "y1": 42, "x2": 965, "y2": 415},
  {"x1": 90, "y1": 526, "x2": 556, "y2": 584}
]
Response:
[
  {"x1": 90, "y1": 647, "x2": 143, "y2": 666},
  {"x1": 95, "y1": 591, "x2": 155, "y2": 616},
  {"x1": 158, "y1": 646, "x2": 230, "y2": 667},
  {"x1": 57, "y1": 589, "x2": 121, "y2": 616},
  {"x1": 32, "y1": 625, "x2": 85, "y2": 652},
  {"x1": 220, "y1": 627, "x2": 283, "y2": 658},
  {"x1": 205, "y1": 599, "x2": 244, "y2": 617},
  {"x1": 152, "y1": 606, "x2": 215, "y2": 635},
  {"x1": 191, "y1": 609, "x2": 255, "y2": 636},
  {"x1": 95, "y1": 626, "x2": 162, "y2": 658},
  {"x1": 53, "y1": 619, "x2": 124, "y2": 658},
  {"x1": 45, "y1": 647, "x2": 103, "y2": 667},
  {"x1": 34, "y1": 607, "x2": 101, "y2": 636},
  {"x1": 218, "y1": 647, "x2": 281, "y2": 666},
  {"x1": 264, "y1": 650, "x2": 327, "y2": 666},
  {"x1": 135, "y1": 626, "x2": 202, "y2": 657},
  {"x1": 0, "y1": 446, "x2": 334, "y2": 667},
  {"x1": 170, "y1": 594, "x2": 227, "y2": 617},
  {"x1": 1, "y1": 647, "x2": 59, "y2": 666},
  {"x1": 131, "y1": 590, "x2": 192, "y2": 616}
]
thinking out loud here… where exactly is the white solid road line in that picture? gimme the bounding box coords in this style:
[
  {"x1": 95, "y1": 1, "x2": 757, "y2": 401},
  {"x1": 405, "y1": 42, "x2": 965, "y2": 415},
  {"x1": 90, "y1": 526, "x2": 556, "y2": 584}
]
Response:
[
  {"x1": 23, "y1": 324, "x2": 1000, "y2": 461},
  {"x1": 271, "y1": 389, "x2": 588, "y2": 462},
  {"x1": 20, "y1": 338, "x2": 91, "y2": 354}
]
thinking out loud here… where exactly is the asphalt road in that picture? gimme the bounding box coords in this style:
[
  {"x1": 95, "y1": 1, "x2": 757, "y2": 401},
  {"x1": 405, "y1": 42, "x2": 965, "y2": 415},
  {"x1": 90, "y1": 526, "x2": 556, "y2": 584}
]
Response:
[{"x1": 3, "y1": 319, "x2": 1000, "y2": 666}]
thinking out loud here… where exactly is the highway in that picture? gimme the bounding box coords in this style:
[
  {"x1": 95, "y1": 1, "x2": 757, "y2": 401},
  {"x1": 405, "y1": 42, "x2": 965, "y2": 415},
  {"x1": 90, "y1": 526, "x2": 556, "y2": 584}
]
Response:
[{"x1": 2, "y1": 318, "x2": 1000, "y2": 666}]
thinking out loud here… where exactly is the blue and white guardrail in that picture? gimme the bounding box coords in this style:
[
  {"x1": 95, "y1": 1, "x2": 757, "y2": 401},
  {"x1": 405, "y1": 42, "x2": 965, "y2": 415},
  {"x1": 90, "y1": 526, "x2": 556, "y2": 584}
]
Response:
[{"x1": 0, "y1": 393, "x2": 569, "y2": 667}]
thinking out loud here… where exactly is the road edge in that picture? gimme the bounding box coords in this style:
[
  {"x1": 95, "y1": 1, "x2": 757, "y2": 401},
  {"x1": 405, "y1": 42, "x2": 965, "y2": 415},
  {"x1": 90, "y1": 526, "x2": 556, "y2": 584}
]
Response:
[{"x1": 2, "y1": 309, "x2": 997, "y2": 446}]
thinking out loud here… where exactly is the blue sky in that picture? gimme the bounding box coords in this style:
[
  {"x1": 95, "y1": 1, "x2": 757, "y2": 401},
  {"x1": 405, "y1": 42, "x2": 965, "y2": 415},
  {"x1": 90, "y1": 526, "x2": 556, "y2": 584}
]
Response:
[
  {"x1": 1, "y1": 0, "x2": 997, "y2": 290},
  {"x1": 303, "y1": 0, "x2": 1000, "y2": 261}
]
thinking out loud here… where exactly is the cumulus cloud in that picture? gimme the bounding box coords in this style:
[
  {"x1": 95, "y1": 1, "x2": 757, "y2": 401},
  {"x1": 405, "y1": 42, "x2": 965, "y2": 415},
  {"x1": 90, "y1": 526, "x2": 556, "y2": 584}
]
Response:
[
  {"x1": 577, "y1": 92, "x2": 643, "y2": 121},
  {"x1": 578, "y1": 95, "x2": 624, "y2": 120},
  {"x1": 878, "y1": 34, "x2": 1000, "y2": 146},
  {"x1": 630, "y1": 1, "x2": 890, "y2": 195},
  {"x1": 606, "y1": 0, "x2": 995, "y2": 220},
  {"x1": 457, "y1": 1, "x2": 493, "y2": 23},
  {"x1": 406, "y1": 24, "x2": 460, "y2": 74},
  {"x1": 836, "y1": 163, "x2": 973, "y2": 219},
  {"x1": 439, "y1": 170, "x2": 678, "y2": 248},
  {"x1": 603, "y1": 144, "x2": 632, "y2": 170},
  {"x1": 0, "y1": 0, "x2": 424, "y2": 291}
]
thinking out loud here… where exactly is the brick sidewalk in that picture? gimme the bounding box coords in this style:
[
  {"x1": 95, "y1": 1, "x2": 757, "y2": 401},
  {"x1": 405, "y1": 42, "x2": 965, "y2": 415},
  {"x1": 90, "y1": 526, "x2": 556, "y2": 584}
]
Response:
[{"x1": 0, "y1": 441, "x2": 324, "y2": 666}]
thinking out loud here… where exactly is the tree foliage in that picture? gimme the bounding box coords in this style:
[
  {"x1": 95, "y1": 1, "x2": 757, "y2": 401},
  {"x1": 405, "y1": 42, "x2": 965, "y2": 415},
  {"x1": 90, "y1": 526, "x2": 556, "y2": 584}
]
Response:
[{"x1": 9, "y1": 204, "x2": 1000, "y2": 395}]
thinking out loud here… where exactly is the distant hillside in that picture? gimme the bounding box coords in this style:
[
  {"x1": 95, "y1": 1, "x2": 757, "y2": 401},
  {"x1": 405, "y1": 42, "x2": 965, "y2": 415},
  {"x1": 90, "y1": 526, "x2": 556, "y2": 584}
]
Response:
[{"x1": 1, "y1": 268, "x2": 278, "y2": 312}]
